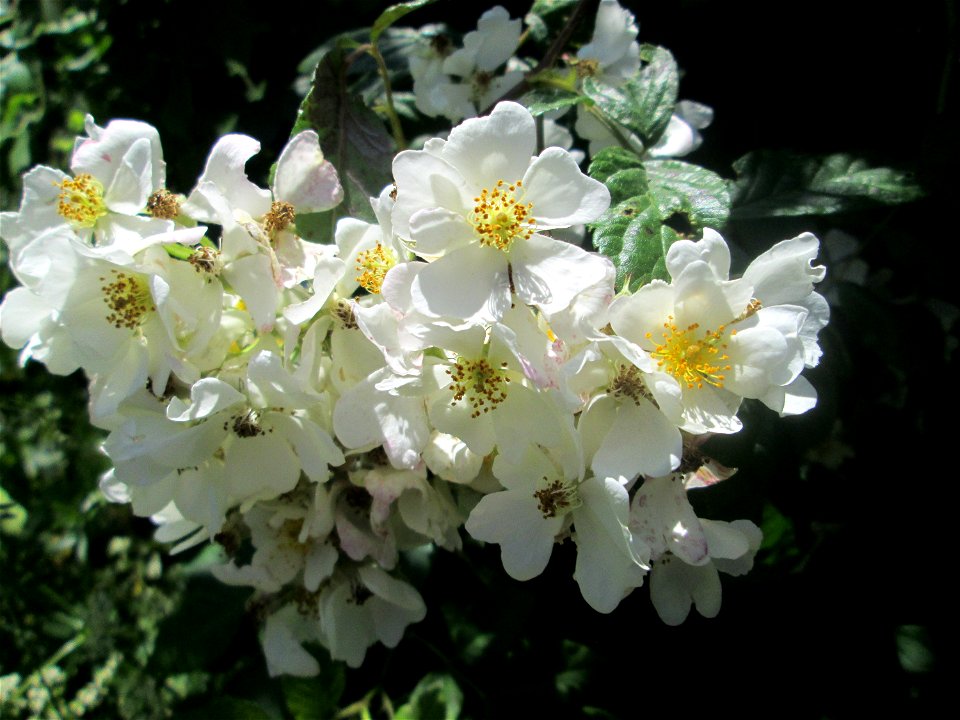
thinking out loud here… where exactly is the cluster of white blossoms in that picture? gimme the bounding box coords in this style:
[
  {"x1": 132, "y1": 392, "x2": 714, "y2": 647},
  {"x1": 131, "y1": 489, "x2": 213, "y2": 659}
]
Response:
[
  {"x1": 411, "y1": 1, "x2": 712, "y2": 158},
  {"x1": 0, "y1": 1, "x2": 828, "y2": 675}
]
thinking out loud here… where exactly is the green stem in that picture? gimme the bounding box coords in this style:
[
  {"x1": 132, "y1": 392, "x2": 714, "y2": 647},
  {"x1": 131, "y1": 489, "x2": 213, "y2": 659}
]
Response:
[
  {"x1": 367, "y1": 43, "x2": 407, "y2": 150},
  {"x1": 585, "y1": 102, "x2": 635, "y2": 151}
]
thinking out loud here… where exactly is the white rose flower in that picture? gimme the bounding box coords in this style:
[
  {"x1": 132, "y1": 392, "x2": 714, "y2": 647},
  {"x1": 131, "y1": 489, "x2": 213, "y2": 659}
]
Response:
[{"x1": 391, "y1": 101, "x2": 611, "y2": 322}]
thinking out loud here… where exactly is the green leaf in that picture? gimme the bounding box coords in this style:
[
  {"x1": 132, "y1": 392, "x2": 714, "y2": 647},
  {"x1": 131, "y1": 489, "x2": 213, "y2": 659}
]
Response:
[
  {"x1": 526, "y1": 0, "x2": 580, "y2": 43},
  {"x1": 292, "y1": 42, "x2": 396, "y2": 240},
  {"x1": 521, "y1": 86, "x2": 589, "y2": 117},
  {"x1": 587, "y1": 146, "x2": 644, "y2": 185},
  {"x1": 395, "y1": 673, "x2": 463, "y2": 720},
  {"x1": 591, "y1": 192, "x2": 680, "y2": 291},
  {"x1": 729, "y1": 150, "x2": 924, "y2": 218},
  {"x1": 371, "y1": 0, "x2": 437, "y2": 44},
  {"x1": 281, "y1": 656, "x2": 346, "y2": 720},
  {"x1": 583, "y1": 45, "x2": 678, "y2": 145},
  {"x1": 643, "y1": 159, "x2": 731, "y2": 229}
]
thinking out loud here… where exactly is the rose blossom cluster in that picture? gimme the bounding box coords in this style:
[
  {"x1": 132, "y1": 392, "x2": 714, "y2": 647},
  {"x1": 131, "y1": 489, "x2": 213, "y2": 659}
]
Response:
[{"x1": 0, "y1": 1, "x2": 828, "y2": 676}]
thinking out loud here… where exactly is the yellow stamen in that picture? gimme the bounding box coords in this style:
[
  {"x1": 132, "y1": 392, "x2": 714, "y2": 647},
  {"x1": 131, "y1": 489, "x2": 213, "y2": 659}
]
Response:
[
  {"x1": 646, "y1": 315, "x2": 732, "y2": 389},
  {"x1": 55, "y1": 174, "x2": 107, "y2": 228},
  {"x1": 355, "y1": 243, "x2": 397, "y2": 294},
  {"x1": 471, "y1": 179, "x2": 535, "y2": 251}
]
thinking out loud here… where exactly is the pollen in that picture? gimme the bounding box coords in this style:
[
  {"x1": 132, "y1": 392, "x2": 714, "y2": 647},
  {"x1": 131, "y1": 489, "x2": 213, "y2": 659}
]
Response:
[
  {"x1": 646, "y1": 316, "x2": 732, "y2": 390},
  {"x1": 188, "y1": 245, "x2": 223, "y2": 277},
  {"x1": 471, "y1": 179, "x2": 535, "y2": 251},
  {"x1": 146, "y1": 189, "x2": 181, "y2": 219},
  {"x1": 263, "y1": 200, "x2": 296, "y2": 236},
  {"x1": 333, "y1": 299, "x2": 358, "y2": 330},
  {"x1": 575, "y1": 57, "x2": 601, "y2": 79},
  {"x1": 100, "y1": 269, "x2": 154, "y2": 330},
  {"x1": 446, "y1": 357, "x2": 510, "y2": 418},
  {"x1": 55, "y1": 174, "x2": 107, "y2": 228},
  {"x1": 533, "y1": 476, "x2": 580, "y2": 519},
  {"x1": 355, "y1": 243, "x2": 397, "y2": 294},
  {"x1": 229, "y1": 409, "x2": 264, "y2": 438},
  {"x1": 610, "y1": 364, "x2": 650, "y2": 405}
]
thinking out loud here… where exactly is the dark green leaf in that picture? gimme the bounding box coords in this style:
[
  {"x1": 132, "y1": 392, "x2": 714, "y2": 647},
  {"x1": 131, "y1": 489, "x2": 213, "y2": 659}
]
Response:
[
  {"x1": 643, "y1": 159, "x2": 731, "y2": 229},
  {"x1": 730, "y1": 150, "x2": 924, "y2": 218},
  {"x1": 591, "y1": 192, "x2": 680, "y2": 291},
  {"x1": 587, "y1": 146, "x2": 644, "y2": 185},
  {"x1": 395, "y1": 673, "x2": 463, "y2": 720},
  {"x1": 522, "y1": 86, "x2": 590, "y2": 117},
  {"x1": 601, "y1": 168, "x2": 647, "y2": 205},
  {"x1": 292, "y1": 42, "x2": 396, "y2": 240},
  {"x1": 583, "y1": 45, "x2": 678, "y2": 145},
  {"x1": 281, "y1": 655, "x2": 346, "y2": 720},
  {"x1": 371, "y1": 0, "x2": 438, "y2": 44}
]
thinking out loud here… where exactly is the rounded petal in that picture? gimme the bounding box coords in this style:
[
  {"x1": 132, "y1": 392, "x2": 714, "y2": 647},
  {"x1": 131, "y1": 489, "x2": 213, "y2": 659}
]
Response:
[
  {"x1": 440, "y1": 101, "x2": 535, "y2": 188},
  {"x1": 523, "y1": 147, "x2": 610, "y2": 227},
  {"x1": 411, "y1": 243, "x2": 510, "y2": 321},
  {"x1": 273, "y1": 130, "x2": 343, "y2": 212}
]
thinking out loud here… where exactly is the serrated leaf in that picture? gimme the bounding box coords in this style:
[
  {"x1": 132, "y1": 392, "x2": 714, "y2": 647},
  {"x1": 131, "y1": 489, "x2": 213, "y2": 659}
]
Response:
[
  {"x1": 602, "y1": 168, "x2": 647, "y2": 205},
  {"x1": 591, "y1": 193, "x2": 680, "y2": 291},
  {"x1": 522, "y1": 86, "x2": 589, "y2": 117},
  {"x1": 291, "y1": 43, "x2": 396, "y2": 240},
  {"x1": 730, "y1": 150, "x2": 924, "y2": 218},
  {"x1": 643, "y1": 159, "x2": 731, "y2": 229},
  {"x1": 583, "y1": 45, "x2": 678, "y2": 145},
  {"x1": 395, "y1": 673, "x2": 463, "y2": 720},
  {"x1": 588, "y1": 146, "x2": 644, "y2": 185},
  {"x1": 371, "y1": 0, "x2": 437, "y2": 44},
  {"x1": 282, "y1": 661, "x2": 346, "y2": 720}
]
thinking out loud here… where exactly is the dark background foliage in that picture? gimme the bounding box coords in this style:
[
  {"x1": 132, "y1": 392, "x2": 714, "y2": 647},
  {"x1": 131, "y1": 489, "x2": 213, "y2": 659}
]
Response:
[{"x1": 1, "y1": 0, "x2": 956, "y2": 717}]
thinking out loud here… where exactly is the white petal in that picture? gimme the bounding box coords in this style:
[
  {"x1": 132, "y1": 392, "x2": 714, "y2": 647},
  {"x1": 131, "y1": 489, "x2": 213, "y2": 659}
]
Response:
[
  {"x1": 411, "y1": 243, "x2": 510, "y2": 321},
  {"x1": 273, "y1": 130, "x2": 343, "y2": 212},
  {"x1": 440, "y1": 101, "x2": 535, "y2": 188},
  {"x1": 511, "y1": 234, "x2": 611, "y2": 314},
  {"x1": 523, "y1": 147, "x2": 610, "y2": 227},
  {"x1": 465, "y1": 489, "x2": 561, "y2": 581},
  {"x1": 263, "y1": 605, "x2": 320, "y2": 677},
  {"x1": 408, "y1": 207, "x2": 475, "y2": 257},
  {"x1": 184, "y1": 134, "x2": 271, "y2": 221}
]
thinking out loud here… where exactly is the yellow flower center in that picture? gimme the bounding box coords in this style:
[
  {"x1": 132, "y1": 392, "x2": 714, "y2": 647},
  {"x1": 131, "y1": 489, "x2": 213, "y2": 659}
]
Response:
[
  {"x1": 646, "y1": 316, "x2": 733, "y2": 389},
  {"x1": 471, "y1": 179, "x2": 535, "y2": 251},
  {"x1": 55, "y1": 174, "x2": 107, "y2": 228},
  {"x1": 100, "y1": 270, "x2": 154, "y2": 330},
  {"x1": 446, "y1": 357, "x2": 510, "y2": 418},
  {"x1": 355, "y1": 243, "x2": 397, "y2": 294}
]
